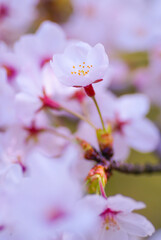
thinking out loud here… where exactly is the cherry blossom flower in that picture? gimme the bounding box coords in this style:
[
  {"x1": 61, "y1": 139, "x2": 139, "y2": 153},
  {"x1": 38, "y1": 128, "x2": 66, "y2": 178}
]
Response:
[
  {"x1": 14, "y1": 21, "x2": 67, "y2": 72},
  {"x1": 0, "y1": 116, "x2": 71, "y2": 173},
  {"x1": 83, "y1": 194, "x2": 155, "y2": 240},
  {"x1": 102, "y1": 93, "x2": 160, "y2": 160},
  {"x1": 0, "y1": 0, "x2": 38, "y2": 43},
  {"x1": 63, "y1": 0, "x2": 110, "y2": 47},
  {"x1": 15, "y1": 64, "x2": 86, "y2": 121},
  {"x1": 51, "y1": 41, "x2": 109, "y2": 88},
  {"x1": 133, "y1": 49, "x2": 161, "y2": 108}
]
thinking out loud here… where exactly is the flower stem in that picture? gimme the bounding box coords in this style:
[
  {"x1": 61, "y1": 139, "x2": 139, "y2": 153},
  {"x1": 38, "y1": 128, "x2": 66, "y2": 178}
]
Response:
[
  {"x1": 92, "y1": 96, "x2": 105, "y2": 130},
  {"x1": 61, "y1": 105, "x2": 96, "y2": 129},
  {"x1": 47, "y1": 127, "x2": 74, "y2": 142},
  {"x1": 99, "y1": 181, "x2": 107, "y2": 199}
]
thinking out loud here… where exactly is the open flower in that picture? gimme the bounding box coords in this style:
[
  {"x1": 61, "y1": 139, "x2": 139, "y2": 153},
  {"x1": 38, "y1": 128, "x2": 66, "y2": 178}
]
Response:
[
  {"x1": 84, "y1": 194, "x2": 155, "y2": 240},
  {"x1": 101, "y1": 93, "x2": 160, "y2": 161},
  {"x1": 51, "y1": 41, "x2": 109, "y2": 88}
]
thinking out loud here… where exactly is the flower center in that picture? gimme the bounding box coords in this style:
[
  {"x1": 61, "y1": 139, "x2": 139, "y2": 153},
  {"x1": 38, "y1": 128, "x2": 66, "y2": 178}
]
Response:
[
  {"x1": 100, "y1": 208, "x2": 120, "y2": 230},
  {"x1": 2, "y1": 65, "x2": 17, "y2": 82},
  {"x1": 114, "y1": 113, "x2": 131, "y2": 135},
  {"x1": 40, "y1": 57, "x2": 51, "y2": 68},
  {"x1": 71, "y1": 62, "x2": 93, "y2": 76},
  {"x1": 0, "y1": 4, "x2": 9, "y2": 21}
]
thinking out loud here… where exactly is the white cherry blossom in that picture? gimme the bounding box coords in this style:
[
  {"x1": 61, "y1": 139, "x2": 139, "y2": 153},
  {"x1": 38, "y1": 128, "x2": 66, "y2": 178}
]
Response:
[
  {"x1": 51, "y1": 41, "x2": 109, "y2": 87},
  {"x1": 83, "y1": 194, "x2": 155, "y2": 240}
]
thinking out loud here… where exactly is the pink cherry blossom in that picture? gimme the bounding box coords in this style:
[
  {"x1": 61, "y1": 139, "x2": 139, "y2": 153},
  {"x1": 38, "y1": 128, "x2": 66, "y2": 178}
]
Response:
[
  {"x1": 0, "y1": 150, "x2": 96, "y2": 240},
  {"x1": 0, "y1": 0, "x2": 38, "y2": 43},
  {"x1": 14, "y1": 21, "x2": 67, "y2": 72},
  {"x1": 83, "y1": 194, "x2": 155, "y2": 240},
  {"x1": 63, "y1": 0, "x2": 110, "y2": 47},
  {"x1": 15, "y1": 64, "x2": 86, "y2": 121}
]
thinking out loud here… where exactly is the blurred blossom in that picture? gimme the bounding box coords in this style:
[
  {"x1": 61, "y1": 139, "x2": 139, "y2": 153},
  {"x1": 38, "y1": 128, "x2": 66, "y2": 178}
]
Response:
[
  {"x1": 0, "y1": 149, "x2": 97, "y2": 240},
  {"x1": 77, "y1": 92, "x2": 160, "y2": 162},
  {"x1": 0, "y1": 0, "x2": 38, "y2": 44},
  {"x1": 0, "y1": 42, "x2": 20, "y2": 86},
  {"x1": 14, "y1": 21, "x2": 67, "y2": 72},
  {"x1": 63, "y1": 0, "x2": 161, "y2": 53}
]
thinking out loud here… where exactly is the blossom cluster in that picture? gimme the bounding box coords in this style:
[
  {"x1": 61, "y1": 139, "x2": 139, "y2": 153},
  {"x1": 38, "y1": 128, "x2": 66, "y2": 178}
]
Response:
[{"x1": 0, "y1": 0, "x2": 161, "y2": 240}]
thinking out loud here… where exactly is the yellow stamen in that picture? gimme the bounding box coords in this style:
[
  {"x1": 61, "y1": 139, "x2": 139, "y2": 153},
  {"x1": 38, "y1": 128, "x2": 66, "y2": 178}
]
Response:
[{"x1": 70, "y1": 61, "x2": 93, "y2": 76}]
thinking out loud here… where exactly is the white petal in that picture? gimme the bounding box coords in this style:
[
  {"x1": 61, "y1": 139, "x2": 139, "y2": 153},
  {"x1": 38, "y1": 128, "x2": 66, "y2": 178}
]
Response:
[
  {"x1": 16, "y1": 73, "x2": 41, "y2": 96},
  {"x1": 107, "y1": 195, "x2": 145, "y2": 212},
  {"x1": 113, "y1": 133, "x2": 130, "y2": 162},
  {"x1": 64, "y1": 41, "x2": 91, "y2": 65},
  {"x1": 117, "y1": 213, "x2": 155, "y2": 237},
  {"x1": 51, "y1": 54, "x2": 73, "y2": 77},
  {"x1": 15, "y1": 93, "x2": 41, "y2": 121},
  {"x1": 117, "y1": 94, "x2": 150, "y2": 120},
  {"x1": 80, "y1": 195, "x2": 107, "y2": 216},
  {"x1": 36, "y1": 21, "x2": 66, "y2": 54},
  {"x1": 124, "y1": 119, "x2": 160, "y2": 152},
  {"x1": 86, "y1": 43, "x2": 109, "y2": 67},
  {"x1": 98, "y1": 229, "x2": 128, "y2": 240}
]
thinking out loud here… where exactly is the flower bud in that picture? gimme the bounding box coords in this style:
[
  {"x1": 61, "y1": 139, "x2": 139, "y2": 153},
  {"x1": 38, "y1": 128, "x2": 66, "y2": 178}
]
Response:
[
  {"x1": 86, "y1": 165, "x2": 107, "y2": 194},
  {"x1": 96, "y1": 127, "x2": 113, "y2": 159},
  {"x1": 76, "y1": 137, "x2": 100, "y2": 161}
]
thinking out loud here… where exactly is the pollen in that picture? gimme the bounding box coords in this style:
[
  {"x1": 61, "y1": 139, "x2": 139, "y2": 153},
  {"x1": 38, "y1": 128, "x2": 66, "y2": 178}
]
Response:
[{"x1": 70, "y1": 62, "x2": 93, "y2": 77}]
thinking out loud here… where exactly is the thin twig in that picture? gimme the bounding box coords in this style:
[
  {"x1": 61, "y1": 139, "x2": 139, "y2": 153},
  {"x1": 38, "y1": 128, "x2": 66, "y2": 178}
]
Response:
[
  {"x1": 111, "y1": 162, "x2": 161, "y2": 175},
  {"x1": 61, "y1": 105, "x2": 96, "y2": 129}
]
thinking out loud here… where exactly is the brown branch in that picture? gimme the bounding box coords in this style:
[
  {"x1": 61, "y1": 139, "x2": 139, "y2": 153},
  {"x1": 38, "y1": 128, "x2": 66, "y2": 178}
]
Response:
[
  {"x1": 110, "y1": 162, "x2": 161, "y2": 175},
  {"x1": 78, "y1": 138, "x2": 161, "y2": 175}
]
